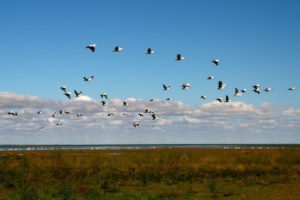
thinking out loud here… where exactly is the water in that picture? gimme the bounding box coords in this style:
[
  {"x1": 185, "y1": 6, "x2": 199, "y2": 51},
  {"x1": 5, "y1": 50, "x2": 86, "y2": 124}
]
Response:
[{"x1": 0, "y1": 144, "x2": 299, "y2": 151}]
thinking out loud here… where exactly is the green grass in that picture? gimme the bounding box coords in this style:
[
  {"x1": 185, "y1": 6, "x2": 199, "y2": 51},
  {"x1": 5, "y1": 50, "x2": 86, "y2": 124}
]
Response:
[{"x1": 0, "y1": 148, "x2": 300, "y2": 199}]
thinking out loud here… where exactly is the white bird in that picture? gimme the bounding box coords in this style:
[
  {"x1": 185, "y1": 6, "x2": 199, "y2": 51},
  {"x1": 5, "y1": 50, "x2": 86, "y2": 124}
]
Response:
[
  {"x1": 145, "y1": 109, "x2": 152, "y2": 113},
  {"x1": 218, "y1": 81, "x2": 226, "y2": 90},
  {"x1": 64, "y1": 92, "x2": 71, "y2": 100},
  {"x1": 77, "y1": 113, "x2": 83, "y2": 117},
  {"x1": 8, "y1": 111, "x2": 19, "y2": 116},
  {"x1": 241, "y1": 88, "x2": 247, "y2": 93},
  {"x1": 56, "y1": 121, "x2": 63, "y2": 126},
  {"x1": 207, "y1": 76, "x2": 214, "y2": 80},
  {"x1": 166, "y1": 98, "x2": 172, "y2": 101},
  {"x1": 123, "y1": 101, "x2": 128, "y2": 106},
  {"x1": 113, "y1": 46, "x2": 123, "y2": 52},
  {"x1": 86, "y1": 44, "x2": 96, "y2": 52},
  {"x1": 101, "y1": 101, "x2": 107, "y2": 106},
  {"x1": 163, "y1": 84, "x2": 171, "y2": 90},
  {"x1": 264, "y1": 88, "x2": 272, "y2": 92},
  {"x1": 51, "y1": 112, "x2": 56, "y2": 118},
  {"x1": 253, "y1": 84, "x2": 260, "y2": 94},
  {"x1": 288, "y1": 87, "x2": 296, "y2": 91},
  {"x1": 146, "y1": 48, "x2": 154, "y2": 55},
  {"x1": 234, "y1": 88, "x2": 242, "y2": 96},
  {"x1": 138, "y1": 113, "x2": 144, "y2": 117},
  {"x1": 225, "y1": 95, "x2": 231, "y2": 103},
  {"x1": 107, "y1": 113, "x2": 114, "y2": 117},
  {"x1": 200, "y1": 96, "x2": 206, "y2": 100},
  {"x1": 216, "y1": 98, "x2": 223, "y2": 103},
  {"x1": 84, "y1": 76, "x2": 94, "y2": 82},
  {"x1": 37, "y1": 111, "x2": 42, "y2": 114},
  {"x1": 133, "y1": 122, "x2": 139, "y2": 128},
  {"x1": 149, "y1": 98, "x2": 154, "y2": 102},
  {"x1": 152, "y1": 113, "x2": 157, "y2": 120},
  {"x1": 100, "y1": 92, "x2": 108, "y2": 99},
  {"x1": 59, "y1": 110, "x2": 63, "y2": 114},
  {"x1": 182, "y1": 83, "x2": 191, "y2": 90},
  {"x1": 176, "y1": 54, "x2": 184, "y2": 61},
  {"x1": 212, "y1": 58, "x2": 219, "y2": 66},
  {"x1": 60, "y1": 86, "x2": 67, "y2": 93},
  {"x1": 65, "y1": 110, "x2": 70, "y2": 115},
  {"x1": 74, "y1": 90, "x2": 82, "y2": 97}
]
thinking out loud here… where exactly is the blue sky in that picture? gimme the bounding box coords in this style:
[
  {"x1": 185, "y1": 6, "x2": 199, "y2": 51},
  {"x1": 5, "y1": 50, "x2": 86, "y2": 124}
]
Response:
[{"x1": 0, "y1": 1, "x2": 300, "y2": 144}]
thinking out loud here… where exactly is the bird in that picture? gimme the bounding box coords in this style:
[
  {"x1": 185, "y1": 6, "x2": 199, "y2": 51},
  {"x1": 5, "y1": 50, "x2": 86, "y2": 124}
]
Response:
[
  {"x1": 211, "y1": 58, "x2": 219, "y2": 66},
  {"x1": 146, "y1": 48, "x2": 154, "y2": 55},
  {"x1": 218, "y1": 81, "x2": 226, "y2": 90},
  {"x1": 100, "y1": 92, "x2": 108, "y2": 99},
  {"x1": 138, "y1": 113, "x2": 144, "y2": 117},
  {"x1": 107, "y1": 113, "x2": 114, "y2": 117},
  {"x1": 59, "y1": 110, "x2": 63, "y2": 114},
  {"x1": 133, "y1": 122, "x2": 139, "y2": 128},
  {"x1": 37, "y1": 111, "x2": 42, "y2": 114},
  {"x1": 241, "y1": 88, "x2": 247, "y2": 93},
  {"x1": 207, "y1": 76, "x2": 214, "y2": 80},
  {"x1": 176, "y1": 54, "x2": 184, "y2": 61},
  {"x1": 166, "y1": 98, "x2": 172, "y2": 101},
  {"x1": 64, "y1": 92, "x2": 71, "y2": 99},
  {"x1": 51, "y1": 112, "x2": 56, "y2": 118},
  {"x1": 84, "y1": 76, "x2": 94, "y2": 82},
  {"x1": 123, "y1": 101, "x2": 128, "y2": 106},
  {"x1": 182, "y1": 83, "x2": 191, "y2": 90},
  {"x1": 101, "y1": 101, "x2": 107, "y2": 106},
  {"x1": 225, "y1": 95, "x2": 231, "y2": 103},
  {"x1": 149, "y1": 98, "x2": 154, "y2": 102},
  {"x1": 86, "y1": 44, "x2": 96, "y2": 52},
  {"x1": 8, "y1": 111, "x2": 19, "y2": 116},
  {"x1": 74, "y1": 90, "x2": 82, "y2": 97},
  {"x1": 288, "y1": 87, "x2": 296, "y2": 91},
  {"x1": 234, "y1": 88, "x2": 242, "y2": 96},
  {"x1": 163, "y1": 84, "x2": 171, "y2": 91},
  {"x1": 152, "y1": 113, "x2": 157, "y2": 120},
  {"x1": 145, "y1": 109, "x2": 152, "y2": 113},
  {"x1": 65, "y1": 110, "x2": 70, "y2": 115},
  {"x1": 216, "y1": 98, "x2": 223, "y2": 103},
  {"x1": 253, "y1": 84, "x2": 260, "y2": 94},
  {"x1": 60, "y1": 86, "x2": 67, "y2": 93},
  {"x1": 113, "y1": 46, "x2": 123, "y2": 52},
  {"x1": 264, "y1": 88, "x2": 272, "y2": 92},
  {"x1": 200, "y1": 96, "x2": 206, "y2": 100},
  {"x1": 77, "y1": 113, "x2": 83, "y2": 117},
  {"x1": 56, "y1": 121, "x2": 63, "y2": 126}
]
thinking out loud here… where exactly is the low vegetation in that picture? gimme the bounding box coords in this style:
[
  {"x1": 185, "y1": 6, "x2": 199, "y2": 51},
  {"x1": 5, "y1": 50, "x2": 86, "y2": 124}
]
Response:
[{"x1": 0, "y1": 148, "x2": 300, "y2": 199}]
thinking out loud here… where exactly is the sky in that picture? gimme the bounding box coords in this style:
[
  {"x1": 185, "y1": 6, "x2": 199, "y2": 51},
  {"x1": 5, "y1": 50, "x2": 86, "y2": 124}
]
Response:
[{"x1": 0, "y1": 0, "x2": 300, "y2": 144}]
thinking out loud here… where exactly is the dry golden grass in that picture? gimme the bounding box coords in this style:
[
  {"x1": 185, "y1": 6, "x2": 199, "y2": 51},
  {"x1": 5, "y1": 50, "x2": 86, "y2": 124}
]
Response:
[{"x1": 0, "y1": 148, "x2": 300, "y2": 199}]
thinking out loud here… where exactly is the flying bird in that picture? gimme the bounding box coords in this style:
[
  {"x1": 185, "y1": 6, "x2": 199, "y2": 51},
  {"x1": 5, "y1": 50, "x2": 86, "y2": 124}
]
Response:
[
  {"x1": 152, "y1": 113, "x2": 157, "y2": 120},
  {"x1": 77, "y1": 113, "x2": 83, "y2": 117},
  {"x1": 65, "y1": 111, "x2": 70, "y2": 115},
  {"x1": 234, "y1": 88, "x2": 242, "y2": 96},
  {"x1": 59, "y1": 110, "x2": 63, "y2": 114},
  {"x1": 64, "y1": 92, "x2": 71, "y2": 99},
  {"x1": 60, "y1": 86, "x2": 67, "y2": 93},
  {"x1": 100, "y1": 92, "x2": 108, "y2": 99},
  {"x1": 264, "y1": 88, "x2": 272, "y2": 92},
  {"x1": 138, "y1": 113, "x2": 144, "y2": 117},
  {"x1": 37, "y1": 111, "x2": 42, "y2": 114},
  {"x1": 288, "y1": 87, "x2": 296, "y2": 91},
  {"x1": 146, "y1": 48, "x2": 154, "y2": 55},
  {"x1": 241, "y1": 88, "x2": 247, "y2": 93},
  {"x1": 163, "y1": 84, "x2": 171, "y2": 91},
  {"x1": 216, "y1": 98, "x2": 223, "y2": 103},
  {"x1": 113, "y1": 46, "x2": 123, "y2": 52},
  {"x1": 145, "y1": 109, "x2": 152, "y2": 113},
  {"x1": 51, "y1": 112, "x2": 56, "y2": 118},
  {"x1": 107, "y1": 113, "x2": 114, "y2": 117},
  {"x1": 133, "y1": 122, "x2": 139, "y2": 128},
  {"x1": 207, "y1": 76, "x2": 214, "y2": 80},
  {"x1": 84, "y1": 76, "x2": 94, "y2": 82},
  {"x1": 149, "y1": 98, "x2": 154, "y2": 102},
  {"x1": 74, "y1": 90, "x2": 82, "y2": 97},
  {"x1": 101, "y1": 101, "x2": 107, "y2": 106},
  {"x1": 200, "y1": 96, "x2": 206, "y2": 100},
  {"x1": 123, "y1": 101, "x2": 128, "y2": 106},
  {"x1": 176, "y1": 54, "x2": 184, "y2": 61},
  {"x1": 166, "y1": 98, "x2": 172, "y2": 101},
  {"x1": 56, "y1": 121, "x2": 63, "y2": 126},
  {"x1": 86, "y1": 44, "x2": 96, "y2": 52},
  {"x1": 212, "y1": 58, "x2": 219, "y2": 66},
  {"x1": 8, "y1": 111, "x2": 19, "y2": 116},
  {"x1": 218, "y1": 81, "x2": 226, "y2": 90},
  {"x1": 253, "y1": 84, "x2": 260, "y2": 94},
  {"x1": 182, "y1": 83, "x2": 191, "y2": 90},
  {"x1": 225, "y1": 95, "x2": 231, "y2": 103}
]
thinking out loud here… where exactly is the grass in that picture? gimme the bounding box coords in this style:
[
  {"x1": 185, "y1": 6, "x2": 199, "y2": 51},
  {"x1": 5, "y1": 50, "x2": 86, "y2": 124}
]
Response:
[{"x1": 0, "y1": 148, "x2": 300, "y2": 199}]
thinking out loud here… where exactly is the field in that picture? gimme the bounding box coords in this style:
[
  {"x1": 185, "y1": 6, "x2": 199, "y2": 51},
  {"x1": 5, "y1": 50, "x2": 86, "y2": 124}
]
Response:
[{"x1": 0, "y1": 148, "x2": 300, "y2": 200}]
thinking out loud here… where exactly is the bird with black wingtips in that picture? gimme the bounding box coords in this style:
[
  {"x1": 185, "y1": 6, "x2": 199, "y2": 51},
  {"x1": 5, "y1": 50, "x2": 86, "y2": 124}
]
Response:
[
  {"x1": 86, "y1": 44, "x2": 96, "y2": 52},
  {"x1": 176, "y1": 54, "x2": 184, "y2": 61},
  {"x1": 288, "y1": 86, "x2": 296, "y2": 91},
  {"x1": 123, "y1": 101, "x2": 128, "y2": 106},
  {"x1": 182, "y1": 83, "x2": 191, "y2": 90},
  {"x1": 216, "y1": 97, "x2": 223, "y2": 103},
  {"x1": 37, "y1": 110, "x2": 42, "y2": 114},
  {"x1": 218, "y1": 81, "x2": 226, "y2": 90},
  {"x1": 77, "y1": 113, "x2": 83, "y2": 117},
  {"x1": 145, "y1": 109, "x2": 152, "y2": 113},
  {"x1": 138, "y1": 113, "x2": 144, "y2": 117},
  {"x1": 100, "y1": 92, "x2": 108, "y2": 99},
  {"x1": 225, "y1": 95, "x2": 231, "y2": 103},
  {"x1": 234, "y1": 88, "x2": 242, "y2": 96},
  {"x1": 65, "y1": 110, "x2": 70, "y2": 115},
  {"x1": 64, "y1": 92, "x2": 71, "y2": 99},
  {"x1": 74, "y1": 90, "x2": 82, "y2": 97},
  {"x1": 200, "y1": 96, "x2": 206, "y2": 100},
  {"x1": 84, "y1": 76, "x2": 94, "y2": 82},
  {"x1": 241, "y1": 88, "x2": 247, "y2": 93},
  {"x1": 212, "y1": 58, "x2": 219, "y2": 66},
  {"x1": 51, "y1": 112, "x2": 56, "y2": 118},
  {"x1": 133, "y1": 122, "x2": 139, "y2": 128},
  {"x1": 101, "y1": 101, "x2": 107, "y2": 106},
  {"x1": 264, "y1": 88, "x2": 272, "y2": 92},
  {"x1": 59, "y1": 110, "x2": 63, "y2": 114},
  {"x1": 8, "y1": 111, "x2": 19, "y2": 116},
  {"x1": 163, "y1": 84, "x2": 171, "y2": 91},
  {"x1": 56, "y1": 121, "x2": 63, "y2": 126},
  {"x1": 207, "y1": 76, "x2": 214, "y2": 80},
  {"x1": 253, "y1": 84, "x2": 260, "y2": 94},
  {"x1": 113, "y1": 46, "x2": 123, "y2": 52},
  {"x1": 107, "y1": 113, "x2": 114, "y2": 117},
  {"x1": 146, "y1": 48, "x2": 154, "y2": 55},
  {"x1": 152, "y1": 113, "x2": 157, "y2": 120},
  {"x1": 60, "y1": 86, "x2": 67, "y2": 93},
  {"x1": 149, "y1": 98, "x2": 154, "y2": 102}
]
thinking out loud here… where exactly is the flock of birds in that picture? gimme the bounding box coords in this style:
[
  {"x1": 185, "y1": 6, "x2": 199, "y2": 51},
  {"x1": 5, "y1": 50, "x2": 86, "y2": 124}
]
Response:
[{"x1": 7, "y1": 44, "x2": 297, "y2": 129}]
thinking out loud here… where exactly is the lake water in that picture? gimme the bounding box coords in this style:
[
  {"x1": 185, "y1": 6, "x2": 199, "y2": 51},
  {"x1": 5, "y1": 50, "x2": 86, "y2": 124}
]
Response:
[{"x1": 0, "y1": 144, "x2": 298, "y2": 151}]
